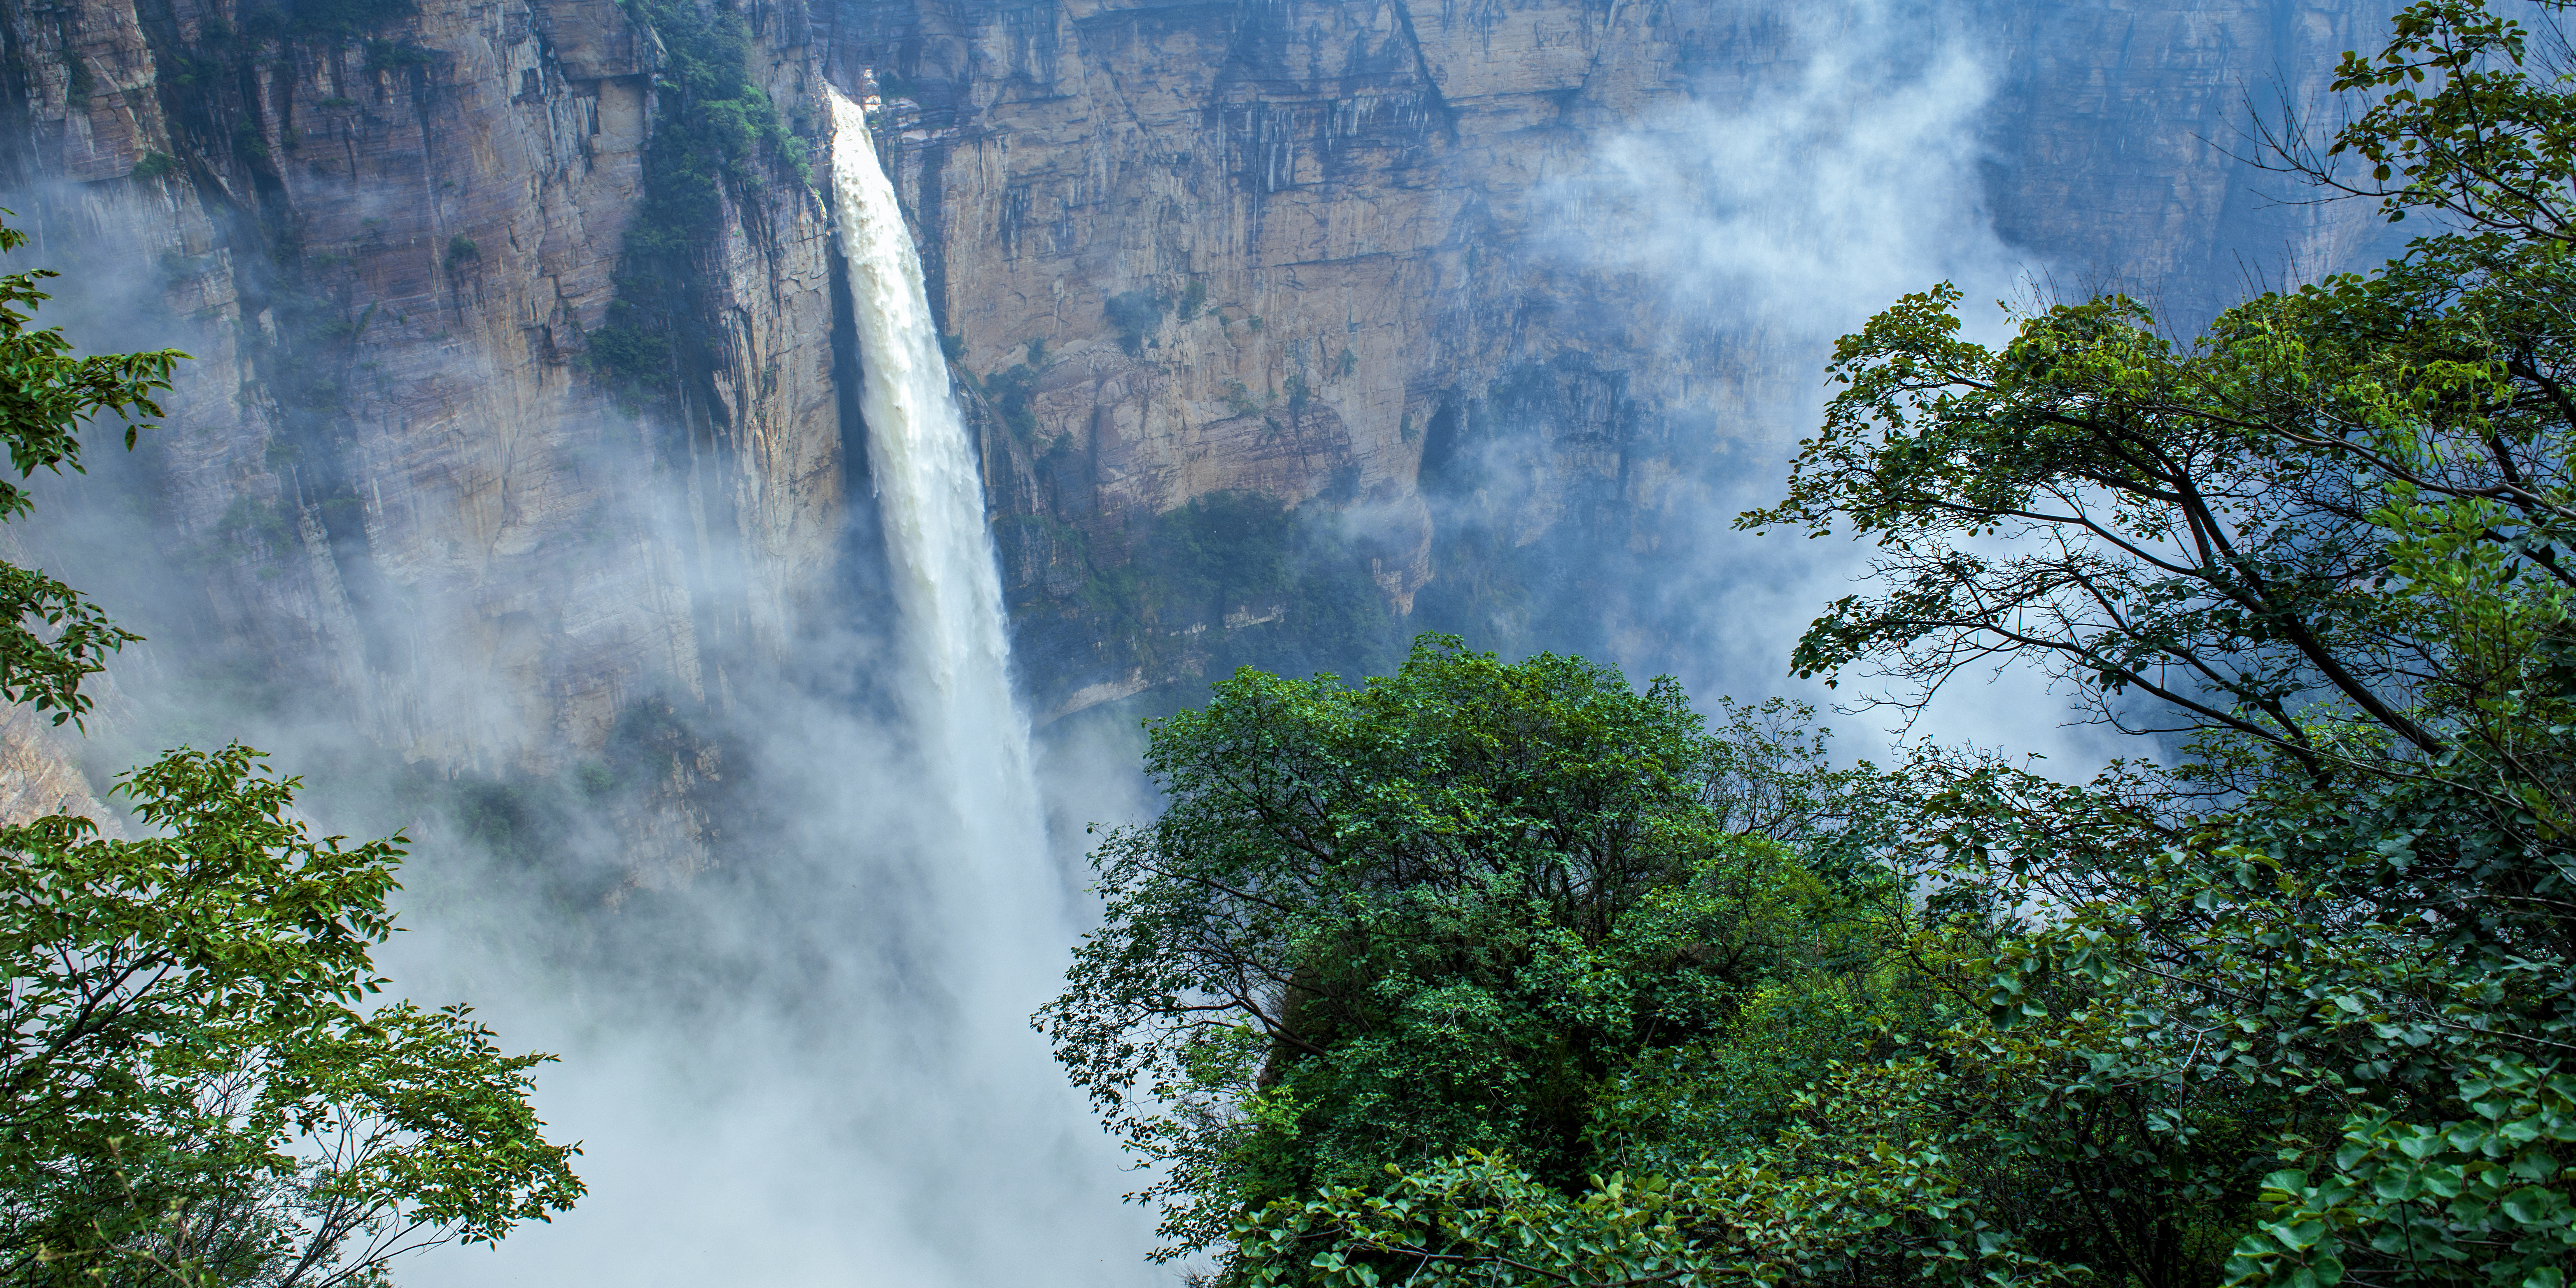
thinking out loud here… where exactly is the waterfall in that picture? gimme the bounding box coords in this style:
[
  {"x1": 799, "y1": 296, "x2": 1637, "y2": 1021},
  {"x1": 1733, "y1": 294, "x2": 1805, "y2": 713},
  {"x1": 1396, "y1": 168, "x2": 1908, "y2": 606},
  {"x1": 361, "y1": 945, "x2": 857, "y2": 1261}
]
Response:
[
  {"x1": 825, "y1": 87, "x2": 1041, "y2": 858},
  {"x1": 813, "y1": 92, "x2": 1151, "y2": 1279},
  {"x1": 402, "y1": 89, "x2": 1150, "y2": 1288}
]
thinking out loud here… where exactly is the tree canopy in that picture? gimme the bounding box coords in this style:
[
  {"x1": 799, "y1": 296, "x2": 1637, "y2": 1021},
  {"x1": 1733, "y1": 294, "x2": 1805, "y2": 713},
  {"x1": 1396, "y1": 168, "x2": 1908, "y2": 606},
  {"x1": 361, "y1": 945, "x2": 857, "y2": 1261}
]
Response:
[
  {"x1": 0, "y1": 216, "x2": 581, "y2": 1285},
  {"x1": 1040, "y1": 640, "x2": 1904, "y2": 1262},
  {"x1": 1048, "y1": 4, "x2": 2576, "y2": 1285}
]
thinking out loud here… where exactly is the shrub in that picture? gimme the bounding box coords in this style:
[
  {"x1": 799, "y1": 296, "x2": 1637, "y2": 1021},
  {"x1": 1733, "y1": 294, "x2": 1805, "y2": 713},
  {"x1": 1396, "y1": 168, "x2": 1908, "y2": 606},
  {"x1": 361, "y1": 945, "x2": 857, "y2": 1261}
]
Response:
[{"x1": 1106, "y1": 290, "x2": 1166, "y2": 355}]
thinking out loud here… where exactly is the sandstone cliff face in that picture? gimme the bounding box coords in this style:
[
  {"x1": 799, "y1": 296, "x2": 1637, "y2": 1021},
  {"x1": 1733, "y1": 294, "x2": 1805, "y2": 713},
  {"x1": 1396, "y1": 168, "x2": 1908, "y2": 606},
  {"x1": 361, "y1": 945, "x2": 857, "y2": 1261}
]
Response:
[
  {"x1": 831, "y1": 0, "x2": 2400, "y2": 714},
  {"x1": 0, "y1": 0, "x2": 2402, "y2": 823},
  {"x1": 0, "y1": 0, "x2": 848, "y2": 847},
  {"x1": 1982, "y1": 0, "x2": 2409, "y2": 322}
]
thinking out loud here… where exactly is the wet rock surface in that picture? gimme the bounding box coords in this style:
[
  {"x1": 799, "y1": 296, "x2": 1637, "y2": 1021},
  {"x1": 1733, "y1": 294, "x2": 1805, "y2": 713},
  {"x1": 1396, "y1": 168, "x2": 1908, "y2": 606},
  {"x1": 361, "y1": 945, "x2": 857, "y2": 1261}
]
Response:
[
  {"x1": 838, "y1": 0, "x2": 2399, "y2": 712},
  {"x1": 0, "y1": 0, "x2": 2398, "y2": 821}
]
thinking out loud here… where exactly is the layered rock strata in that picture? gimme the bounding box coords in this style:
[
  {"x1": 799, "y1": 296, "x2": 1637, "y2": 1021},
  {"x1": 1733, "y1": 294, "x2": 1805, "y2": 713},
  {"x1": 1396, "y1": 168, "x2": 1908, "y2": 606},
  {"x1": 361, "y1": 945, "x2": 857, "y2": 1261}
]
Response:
[
  {"x1": 834, "y1": 0, "x2": 2402, "y2": 713},
  {"x1": 0, "y1": 0, "x2": 846, "y2": 850},
  {"x1": 0, "y1": 0, "x2": 2407, "y2": 831}
]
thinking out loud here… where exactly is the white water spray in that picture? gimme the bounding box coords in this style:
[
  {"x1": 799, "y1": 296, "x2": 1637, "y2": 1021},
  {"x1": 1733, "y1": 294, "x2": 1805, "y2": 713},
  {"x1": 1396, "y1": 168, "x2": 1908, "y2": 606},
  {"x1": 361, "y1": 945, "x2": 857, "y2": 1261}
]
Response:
[
  {"x1": 394, "y1": 92, "x2": 1152, "y2": 1288},
  {"x1": 826, "y1": 87, "x2": 1041, "y2": 859}
]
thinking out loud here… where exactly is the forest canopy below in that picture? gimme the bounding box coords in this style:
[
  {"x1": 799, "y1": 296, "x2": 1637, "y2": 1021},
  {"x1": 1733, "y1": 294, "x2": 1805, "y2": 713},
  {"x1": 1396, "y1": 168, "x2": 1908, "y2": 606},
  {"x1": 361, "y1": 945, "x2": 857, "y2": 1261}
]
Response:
[{"x1": 1041, "y1": 2, "x2": 2576, "y2": 1284}]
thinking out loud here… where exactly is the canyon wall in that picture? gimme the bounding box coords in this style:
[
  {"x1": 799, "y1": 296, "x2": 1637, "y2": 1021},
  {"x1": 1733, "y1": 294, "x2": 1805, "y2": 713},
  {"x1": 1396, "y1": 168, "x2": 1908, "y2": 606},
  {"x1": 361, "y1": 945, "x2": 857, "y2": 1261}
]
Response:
[
  {"x1": 829, "y1": 0, "x2": 2403, "y2": 715},
  {"x1": 0, "y1": 0, "x2": 846, "y2": 853},
  {"x1": 0, "y1": 0, "x2": 2400, "y2": 827}
]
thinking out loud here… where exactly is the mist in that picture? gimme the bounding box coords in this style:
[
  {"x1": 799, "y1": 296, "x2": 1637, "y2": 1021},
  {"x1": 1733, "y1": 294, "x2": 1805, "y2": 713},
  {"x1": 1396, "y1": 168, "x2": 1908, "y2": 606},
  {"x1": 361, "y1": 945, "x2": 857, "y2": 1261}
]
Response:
[
  {"x1": 0, "y1": 0, "x2": 2410, "y2": 1279},
  {"x1": 1398, "y1": 0, "x2": 2131, "y2": 770},
  {"x1": 5, "y1": 113, "x2": 1170, "y2": 1288},
  {"x1": 380, "y1": 95, "x2": 1171, "y2": 1286},
  {"x1": 1412, "y1": 0, "x2": 2401, "y2": 771}
]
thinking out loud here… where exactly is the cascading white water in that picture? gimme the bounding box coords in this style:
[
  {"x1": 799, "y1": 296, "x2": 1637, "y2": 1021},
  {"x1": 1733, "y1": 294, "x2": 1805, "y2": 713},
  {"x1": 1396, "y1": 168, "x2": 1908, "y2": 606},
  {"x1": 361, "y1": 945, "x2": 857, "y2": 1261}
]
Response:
[
  {"x1": 803, "y1": 93, "x2": 1152, "y2": 1279},
  {"x1": 825, "y1": 87, "x2": 1041, "y2": 857},
  {"x1": 401, "y1": 89, "x2": 1150, "y2": 1288}
]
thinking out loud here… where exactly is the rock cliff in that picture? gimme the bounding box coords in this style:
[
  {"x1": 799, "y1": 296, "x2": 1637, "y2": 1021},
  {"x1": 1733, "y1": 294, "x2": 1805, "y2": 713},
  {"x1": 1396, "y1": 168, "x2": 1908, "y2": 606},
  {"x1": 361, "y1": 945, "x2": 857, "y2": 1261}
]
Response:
[
  {"x1": 0, "y1": 0, "x2": 846, "y2": 855},
  {"x1": 0, "y1": 0, "x2": 2401, "y2": 835},
  {"x1": 832, "y1": 0, "x2": 2402, "y2": 715}
]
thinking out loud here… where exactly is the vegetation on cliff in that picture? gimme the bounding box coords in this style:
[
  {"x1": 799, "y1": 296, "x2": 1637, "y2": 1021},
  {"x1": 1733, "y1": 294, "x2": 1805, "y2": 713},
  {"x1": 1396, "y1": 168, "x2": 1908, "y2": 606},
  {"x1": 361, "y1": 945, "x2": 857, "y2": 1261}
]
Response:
[
  {"x1": 0, "y1": 217, "x2": 581, "y2": 1286},
  {"x1": 587, "y1": 0, "x2": 810, "y2": 402},
  {"x1": 1044, "y1": 2, "x2": 2576, "y2": 1284}
]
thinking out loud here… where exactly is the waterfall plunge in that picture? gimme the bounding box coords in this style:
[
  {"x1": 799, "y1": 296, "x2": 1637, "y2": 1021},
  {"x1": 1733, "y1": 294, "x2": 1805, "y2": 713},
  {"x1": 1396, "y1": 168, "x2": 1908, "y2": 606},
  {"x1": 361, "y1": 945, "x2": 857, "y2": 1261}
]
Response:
[
  {"x1": 826, "y1": 88, "x2": 1040, "y2": 859},
  {"x1": 397, "y1": 94, "x2": 1152, "y2": 1287}
]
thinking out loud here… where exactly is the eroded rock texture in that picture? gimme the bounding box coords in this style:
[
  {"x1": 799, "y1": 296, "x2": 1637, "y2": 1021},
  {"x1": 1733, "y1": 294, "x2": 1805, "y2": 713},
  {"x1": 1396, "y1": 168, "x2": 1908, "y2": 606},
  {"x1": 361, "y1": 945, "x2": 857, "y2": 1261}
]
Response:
[
  {"x1": 829, "y1": 0, "x2": 2400, "y2": 714},
  {"x1": 0, "y1": 0, "x2": 842, "y2": 854},
  {"x1": 0, "y1": 0, "x2": 2398, "y2": 832}
]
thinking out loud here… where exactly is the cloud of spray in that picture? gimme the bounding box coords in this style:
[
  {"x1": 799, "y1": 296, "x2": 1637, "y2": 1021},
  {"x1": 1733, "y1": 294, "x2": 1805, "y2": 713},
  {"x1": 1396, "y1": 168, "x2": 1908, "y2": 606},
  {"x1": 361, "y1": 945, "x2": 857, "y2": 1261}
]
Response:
[
  {"x1": 4, "y1": 158, "x2": 1166, "y2": 1287},
  {"x1": 0, "y1": 0, "x2": 2423, "y2": 1279},
  {"x1": 31, "y1": 436, "x2": 1165, "y2": 1285},
  {"x1": 1419, "y1": 0, "x2": 2139, "y2": 768},
  {"x1": 1492, "y1": 0, "x2": 2413, "y2": 771},
  {"x1": 1558, "y1": 13, "x2": 2019, "y2": 345},
  {"x1": 376, "y1": 668, "x2": 1162, "y2": 1287},
  {"x1": 379, "y1": 99, "x2": 1171, "y2": 1286}
]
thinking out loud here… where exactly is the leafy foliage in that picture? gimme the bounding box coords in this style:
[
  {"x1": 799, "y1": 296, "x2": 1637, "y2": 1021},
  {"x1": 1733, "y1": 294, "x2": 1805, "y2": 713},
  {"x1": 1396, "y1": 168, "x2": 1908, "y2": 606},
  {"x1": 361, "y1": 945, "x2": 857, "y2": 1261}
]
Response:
[
  {"x1": 1723, "y1": 2, "x2": 2576, "y2": 1283},
  {"x1": 1039, "y1": 639, "x2": 1884, "y2": 1264},
  {"x1": 1236, "y1": 1055, "x2": 2089, "y2": 1288},
  {"x1": 0, "y1": 748, "x2": 582, "y2": 1286},
  {"x1": 1054, "y1": 5, "x2": 2576, "y2": 1286},
  {"x1": 586, "y1": 0, "x2": 809, "y2": 402},
  {"x1": 622, "y1": 0, "x2": 808, "y2": 251},
  {"x1": 0, "y1": 217, "x2": 178, "y2": 726},
  {"x1": 2310, "y1": 0, "x2": 2576, "y2": 239}
]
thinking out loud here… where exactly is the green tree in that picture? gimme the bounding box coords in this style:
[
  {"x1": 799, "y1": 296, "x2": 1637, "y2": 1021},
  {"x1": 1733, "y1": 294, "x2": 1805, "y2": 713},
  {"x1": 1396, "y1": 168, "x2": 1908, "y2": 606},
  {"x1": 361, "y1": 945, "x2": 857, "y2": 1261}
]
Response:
[
  {"x1": 1, "y1": 749, "x2": 583, "y2": 1286},
  {"x1": 0, "y1": 214, "x2": 179, "y2": 727},
  {"x1": 1038, "y1": 638, "x2": 1899, "y2": 1269},
  {"x1": 0, "y1": 217, "x2": 582, "y2": 1284},
  {"x1": 1128, "y1": 4, "x2": 2576, "y2": 1285},
  {"x1": 1733, "y1": 0, "x2": 2576, "y2": 817},
  {"x1": 1725, "y1": 2, "x2": 2576, "y2": 1283},
  {"x1": 1227, "y1": 750, "x2": 2291, "y2": 1288}
]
